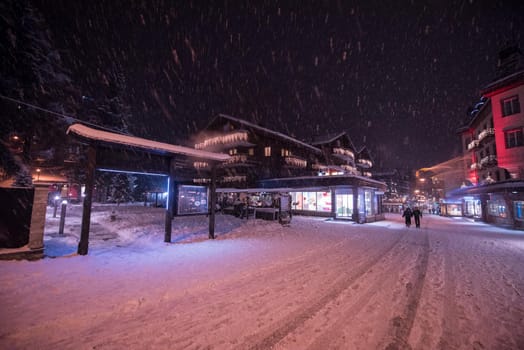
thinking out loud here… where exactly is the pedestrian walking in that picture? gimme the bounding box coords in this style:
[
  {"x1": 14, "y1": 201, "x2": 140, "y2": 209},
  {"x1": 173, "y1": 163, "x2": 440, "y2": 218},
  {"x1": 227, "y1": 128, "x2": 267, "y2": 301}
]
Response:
[
  {"x1": 412, "y1": 207, "x2": 422, "y2": 228},
  {"x1": 402, "y1": 207, "x2": 413, "y2": 227}
]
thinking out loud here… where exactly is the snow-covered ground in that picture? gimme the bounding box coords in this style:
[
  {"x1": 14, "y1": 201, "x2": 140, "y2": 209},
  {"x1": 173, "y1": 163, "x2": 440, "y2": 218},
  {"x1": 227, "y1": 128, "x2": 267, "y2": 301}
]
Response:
[{"x1": 0, "y1": 204, "x2": 523, "y2": 349}]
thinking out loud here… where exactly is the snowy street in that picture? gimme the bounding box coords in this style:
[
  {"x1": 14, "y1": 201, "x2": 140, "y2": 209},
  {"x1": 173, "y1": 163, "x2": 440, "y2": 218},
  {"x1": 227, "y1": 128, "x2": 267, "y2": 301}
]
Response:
[{"x1": 0, "y1": 207, "x2": 523, "y2": 349}]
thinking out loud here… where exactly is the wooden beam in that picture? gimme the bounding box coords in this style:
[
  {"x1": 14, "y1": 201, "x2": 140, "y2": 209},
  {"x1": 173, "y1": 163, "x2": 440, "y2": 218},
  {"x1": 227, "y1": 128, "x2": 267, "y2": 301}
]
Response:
[
  {"x1": 164, "y1": 158, "x2": 176, "y2": 243},
  {"x1": 78, "y1": 145, "x2": 97, "y2": 255},
  {"x1": 209, "y1": 164, "x2": 217, "y2": 239}
]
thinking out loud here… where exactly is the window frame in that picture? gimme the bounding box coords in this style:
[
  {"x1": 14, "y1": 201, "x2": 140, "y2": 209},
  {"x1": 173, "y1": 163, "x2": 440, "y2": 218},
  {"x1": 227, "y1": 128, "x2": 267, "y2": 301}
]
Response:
[
  {"x1": 501, "y1": 95, "x2": 521, "y2": 117},
  {"x1": 504, "y1": 128, "x2": 524, "y2": 149}
]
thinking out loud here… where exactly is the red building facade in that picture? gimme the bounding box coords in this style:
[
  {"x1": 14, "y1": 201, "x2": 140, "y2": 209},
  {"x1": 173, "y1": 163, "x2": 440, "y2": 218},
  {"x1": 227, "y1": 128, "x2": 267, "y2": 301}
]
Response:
[{"x1": 453, "y1": 45, "x2": 524, "y2": 228}]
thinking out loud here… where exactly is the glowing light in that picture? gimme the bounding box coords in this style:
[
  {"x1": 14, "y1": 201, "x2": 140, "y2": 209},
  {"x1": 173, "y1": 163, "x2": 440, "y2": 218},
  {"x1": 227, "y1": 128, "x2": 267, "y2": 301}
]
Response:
[{"x1": 166, "y1": 177, "x2": 170, "y2": 210}]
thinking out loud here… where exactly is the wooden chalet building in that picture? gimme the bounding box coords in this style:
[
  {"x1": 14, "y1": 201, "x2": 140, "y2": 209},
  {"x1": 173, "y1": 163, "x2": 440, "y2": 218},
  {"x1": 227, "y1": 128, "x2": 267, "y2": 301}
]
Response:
[
  {"x1": 310, "y1": 132, "x2": 359, "y2": 176},
  {"x1": 192, "y1": 114, "x2": 385, "y2": 223}
]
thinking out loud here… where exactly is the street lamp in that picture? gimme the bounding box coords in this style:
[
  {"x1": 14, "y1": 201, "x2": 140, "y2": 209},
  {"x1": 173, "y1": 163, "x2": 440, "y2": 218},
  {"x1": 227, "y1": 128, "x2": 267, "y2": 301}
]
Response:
[{"x1": 36, "y1": 168, "x2": 41, "y2": 181}]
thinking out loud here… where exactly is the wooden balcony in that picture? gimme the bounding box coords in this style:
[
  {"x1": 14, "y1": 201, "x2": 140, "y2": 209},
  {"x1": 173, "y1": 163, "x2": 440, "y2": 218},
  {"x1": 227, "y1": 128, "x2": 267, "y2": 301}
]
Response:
[
  {"x1": 195, "y1": 130, "x2": 254, "y2": 150},
  {"x1": 357, "y1": 158, "x2": 372, "y2": 168},
  {"x1": 480, "y1": 155, "x2": 497, "y2": 167},
  {"x1": 341, "y1": 164, "x2": 357, "y2": 173},
  {"x1": 220, "y1": 154, "x2": 258, "y2": 167},
  {"x1": 467, "y1": 140, "x2": 479, "y2": 151},
  {"x1": 478, "y1": 128, "x2": 495, "y2": 143},
  {"x1": 332, "y1": 147, "x2": 355, "y2": 161},
  {"x1": 470, "y1": 163, "x2": 481, "y2": 170},
  {"x1": 284, "y1": 155, "x2": 307, "y2": 168}
]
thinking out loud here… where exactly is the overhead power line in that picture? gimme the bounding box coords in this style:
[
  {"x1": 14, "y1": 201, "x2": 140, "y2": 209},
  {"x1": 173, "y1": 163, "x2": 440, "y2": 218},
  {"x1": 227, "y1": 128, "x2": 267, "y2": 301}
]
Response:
[{"x1": 0, "y1": 94, "x2": 129, "y2": 135}]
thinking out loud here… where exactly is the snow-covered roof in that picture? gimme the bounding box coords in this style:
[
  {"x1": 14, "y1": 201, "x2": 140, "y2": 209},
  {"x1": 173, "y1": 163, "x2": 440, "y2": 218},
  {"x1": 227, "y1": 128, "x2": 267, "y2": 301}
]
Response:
[
  {"x1": 310, "y1": 132, "x2": 347, "y2": 145},
  {"x1": 67, "y1": 124, "x2": 230, "y2": 161},
  {"x1": 215, "y1": 114, "x2": 322, "y2": 154},
  {"x1": 260, "y1": 174, "x2": 387, "y2": 187},
  {"x1": 481, "y1": 69, "x2": 524, "y2": 95}
]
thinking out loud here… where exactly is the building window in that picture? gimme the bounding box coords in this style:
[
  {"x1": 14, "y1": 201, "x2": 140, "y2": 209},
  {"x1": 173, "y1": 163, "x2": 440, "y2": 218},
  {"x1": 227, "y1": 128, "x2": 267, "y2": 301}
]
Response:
[
  {"x1": 229, "y1": 148, "x2": 238, "y2": 155},
  {"x1": 281, "y1": 148, "x2": 291, "y2": 157},
  {"x1": 264, "y1": 146, "x2": 271, "y2": 157},
  {"x1": 504, "y1": 128, "x2": 524, "y2": 148},
  {"x1": 248, "y1": 148, "x2": 254, "y2": 156},
  {"x1": 501, "y1": 95, "x2": 520, "y2": 116}
]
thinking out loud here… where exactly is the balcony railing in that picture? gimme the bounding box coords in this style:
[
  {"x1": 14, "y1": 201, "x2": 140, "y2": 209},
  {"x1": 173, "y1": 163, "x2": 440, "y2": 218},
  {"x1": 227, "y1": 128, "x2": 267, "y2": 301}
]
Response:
[
  {"x1": 470, "y1": 163, "x2": 481, "y2": 170},
  {"x1": 193, "y1": 161, "x2": 209, "y2": 169},
  {"x1": 284, "y1": 155, "x2": 307, "y2": 168},
  {"x1": 195, "y1": 130, "x2": 250, "y2": 150},
  {"x1": 225, "y1": 154, "x2": 248, "y2": 164},
  {"x1": 357, "y1": 159, "x2": 372, "y2": 168},
  {"x1": 467, "y1": 140, "x2": 479, "y2": 151},
  {"x1": 220, "y1": 154, "x2": 258, "y2": 167},
  {"x1": 478, "y1": 128, "x2": 495, "y2": 143},
  {"x1": 222, "y1": 175, "x2": 247, "y2": 183},
  {"x1": 312, "y1": 163, "x2": 328, "y2": 170},
  {"x1": 480, "y1": 155, "x2": 497, "y2": 167},
  {"x1": 341, "y1": 164, "x2": 357, "y2": 173},
  {"x1": 193, "y1": 178, "x2": 211, "y2": 184},
  {"x1": 332, "y1": 147, "x2": 355, "y2": 160}
]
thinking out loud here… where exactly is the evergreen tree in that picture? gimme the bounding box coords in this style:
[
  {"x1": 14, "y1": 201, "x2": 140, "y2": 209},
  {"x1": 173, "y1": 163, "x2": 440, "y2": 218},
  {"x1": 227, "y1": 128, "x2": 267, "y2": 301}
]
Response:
[{"x1": 0, "y1": 0, "x2": 79, "y2": 187}]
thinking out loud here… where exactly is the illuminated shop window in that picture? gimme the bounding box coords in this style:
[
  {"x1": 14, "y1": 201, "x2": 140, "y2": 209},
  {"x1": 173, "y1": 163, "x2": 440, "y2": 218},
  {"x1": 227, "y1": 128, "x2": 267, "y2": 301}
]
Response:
[
  {"x1": 488, "y1": 200, "x2": 507, "y2": 218},
  {"x1": 290, "y1": 191, "x2": 332, "y2": 212},
  {"x1": 364, "y1": 190, "x2": 372, "y2": 215}
]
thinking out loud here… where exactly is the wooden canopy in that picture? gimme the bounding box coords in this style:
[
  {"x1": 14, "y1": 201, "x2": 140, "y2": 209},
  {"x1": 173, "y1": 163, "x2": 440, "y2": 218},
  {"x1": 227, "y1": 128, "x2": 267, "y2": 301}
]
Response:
[{"x1": 67, "y1": 123, "x2": 229, "y2": 255}]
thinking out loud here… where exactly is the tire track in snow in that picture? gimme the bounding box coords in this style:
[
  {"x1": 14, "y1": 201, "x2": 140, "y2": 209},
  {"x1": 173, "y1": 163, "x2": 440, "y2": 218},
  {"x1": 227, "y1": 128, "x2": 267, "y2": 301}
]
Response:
[
  {"x1": 382, "y1": 229, "x2": 430, "y2": 350},
  {"x1": 237, "y1": 230, "x2": 408, "y2": 350},
  {"x1": 295, "y1": 229, "x2": 425, "y2": 349}
]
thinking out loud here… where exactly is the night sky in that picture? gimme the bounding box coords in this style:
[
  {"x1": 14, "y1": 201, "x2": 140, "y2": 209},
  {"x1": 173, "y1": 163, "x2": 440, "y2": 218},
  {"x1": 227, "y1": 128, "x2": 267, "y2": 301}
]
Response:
[{"x1": 30, "y1": 0, "x2": 524, "y2": 170}]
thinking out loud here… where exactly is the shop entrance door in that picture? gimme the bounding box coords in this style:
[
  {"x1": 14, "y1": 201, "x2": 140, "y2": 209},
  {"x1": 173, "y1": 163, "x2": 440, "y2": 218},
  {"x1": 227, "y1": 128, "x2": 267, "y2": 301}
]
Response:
[{"x1": 335, "y1": 193, "x2": 353, "y2": 219}]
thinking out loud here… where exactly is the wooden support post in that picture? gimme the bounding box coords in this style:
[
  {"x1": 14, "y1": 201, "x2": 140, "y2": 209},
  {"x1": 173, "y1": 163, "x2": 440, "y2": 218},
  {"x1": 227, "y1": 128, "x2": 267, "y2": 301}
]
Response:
[
  {"x1": 164, "y1": 158, "x2": 175, "y2": 243},
  {"x1": 352, "y1": 186, "x2": 360, "y2": 223},
  {"x1": 331, "y1": 190, "x2": 336, "y2": 219},
  {"x1": 78, "y1": 145, "x2": 97, "y2": 255},
  {"x1": 209, "y1": 164, "x2": 217, "y2": 239}
]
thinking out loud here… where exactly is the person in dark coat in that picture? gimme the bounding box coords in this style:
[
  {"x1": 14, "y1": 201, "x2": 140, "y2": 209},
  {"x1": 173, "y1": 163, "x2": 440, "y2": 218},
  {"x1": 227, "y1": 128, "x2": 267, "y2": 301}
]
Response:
[
  {"x1": 402, "y1": 207, "x2": 413, "y2": 227},
  {"x1": 412, "y1": 207, "x2": 422, "y2": 228}
]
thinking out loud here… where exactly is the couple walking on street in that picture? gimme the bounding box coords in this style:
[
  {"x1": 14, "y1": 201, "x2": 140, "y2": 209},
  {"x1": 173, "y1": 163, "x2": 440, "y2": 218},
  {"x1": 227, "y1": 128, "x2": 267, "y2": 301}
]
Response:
[{"x1": 402, "y1": 206, "x2": 422, "y2": 228}]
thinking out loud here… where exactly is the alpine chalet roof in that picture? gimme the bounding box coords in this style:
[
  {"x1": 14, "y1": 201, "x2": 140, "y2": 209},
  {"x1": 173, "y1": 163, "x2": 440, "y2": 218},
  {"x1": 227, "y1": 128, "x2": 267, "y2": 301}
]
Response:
[{"x1": 211, "y1": 114, "x2": 322, "y2": 154}]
